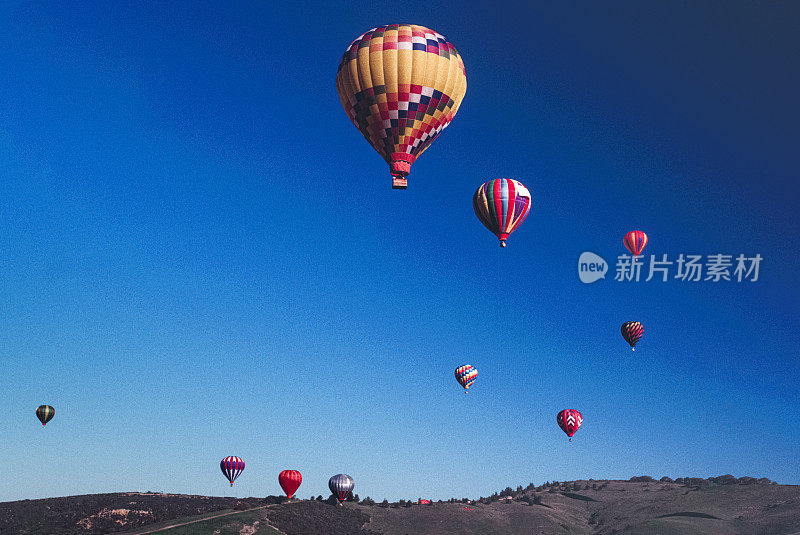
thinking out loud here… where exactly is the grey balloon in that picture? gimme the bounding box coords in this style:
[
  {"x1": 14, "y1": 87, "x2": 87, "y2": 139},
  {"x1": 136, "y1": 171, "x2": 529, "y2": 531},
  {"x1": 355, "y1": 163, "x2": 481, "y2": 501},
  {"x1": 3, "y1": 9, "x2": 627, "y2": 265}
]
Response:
[{"x1": 328, "y1": 473, "x2": 354, "y2": 502}]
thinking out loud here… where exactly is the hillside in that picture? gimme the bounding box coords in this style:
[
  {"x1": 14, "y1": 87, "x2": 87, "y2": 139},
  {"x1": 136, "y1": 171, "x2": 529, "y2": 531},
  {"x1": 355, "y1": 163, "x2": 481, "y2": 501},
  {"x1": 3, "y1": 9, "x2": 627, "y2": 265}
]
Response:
[
  {"x1": 1, "y1": 477, "x2": 799, "y2": 534},
  {"x1": 357, "y1": 478, "x2": 800, "y2": 535},
  {"x1": 0, "y1": 493, "x2": 279, "y2": 534}
]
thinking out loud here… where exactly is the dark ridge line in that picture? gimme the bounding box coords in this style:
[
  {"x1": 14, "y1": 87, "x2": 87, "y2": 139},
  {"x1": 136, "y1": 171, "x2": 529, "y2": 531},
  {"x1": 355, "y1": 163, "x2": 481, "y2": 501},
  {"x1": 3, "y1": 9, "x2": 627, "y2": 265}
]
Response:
[{"x1": 656, "y1": 511, "x2": 721, "y2": 520}]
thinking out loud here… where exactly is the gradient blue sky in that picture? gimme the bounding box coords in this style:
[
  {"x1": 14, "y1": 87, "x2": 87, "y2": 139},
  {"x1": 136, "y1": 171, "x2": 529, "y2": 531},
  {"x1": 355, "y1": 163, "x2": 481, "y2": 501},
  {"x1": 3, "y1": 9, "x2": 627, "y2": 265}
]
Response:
[{"x1": 1, "y1": 1, "x2": 798, "y2": 502}]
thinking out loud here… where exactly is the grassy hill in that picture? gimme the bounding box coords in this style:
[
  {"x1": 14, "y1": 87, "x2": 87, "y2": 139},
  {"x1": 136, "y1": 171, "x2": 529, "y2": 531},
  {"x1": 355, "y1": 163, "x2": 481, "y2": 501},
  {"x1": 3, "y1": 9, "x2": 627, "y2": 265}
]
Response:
[
  {"x1": 2, "y1": 476, "x2": 799, "y2": 534},
  {"x1": 357, "y1": 478, "x2": 800, "y2": 535}
]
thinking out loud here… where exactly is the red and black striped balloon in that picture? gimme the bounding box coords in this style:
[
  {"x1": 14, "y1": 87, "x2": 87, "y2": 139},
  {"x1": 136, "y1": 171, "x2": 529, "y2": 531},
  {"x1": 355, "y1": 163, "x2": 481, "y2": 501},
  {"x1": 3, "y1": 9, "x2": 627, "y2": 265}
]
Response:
[{"x1": 621, "y1": 321, "x2": 644, "y2": 350}]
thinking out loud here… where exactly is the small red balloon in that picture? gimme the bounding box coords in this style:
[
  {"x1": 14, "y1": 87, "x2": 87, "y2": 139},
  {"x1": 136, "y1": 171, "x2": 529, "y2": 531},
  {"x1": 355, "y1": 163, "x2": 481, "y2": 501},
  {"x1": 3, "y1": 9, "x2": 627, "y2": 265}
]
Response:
[
  {"x1": 621, "y1": 321, "x2": 644, "y2": 350},
  {"x1": 557, "y1": 409, "x2": 583, "y2": 441},
  {"x1": 623, "y1": 230, "x2": 648, "y2": 256}
]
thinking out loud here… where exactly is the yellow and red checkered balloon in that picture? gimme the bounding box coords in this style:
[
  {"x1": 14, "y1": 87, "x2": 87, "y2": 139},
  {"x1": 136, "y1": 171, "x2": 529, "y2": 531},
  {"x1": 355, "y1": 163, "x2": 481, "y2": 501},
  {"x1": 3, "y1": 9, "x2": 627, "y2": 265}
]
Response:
[{"x1": 336, "y1": 24, "x2": 467, "y2": 189}]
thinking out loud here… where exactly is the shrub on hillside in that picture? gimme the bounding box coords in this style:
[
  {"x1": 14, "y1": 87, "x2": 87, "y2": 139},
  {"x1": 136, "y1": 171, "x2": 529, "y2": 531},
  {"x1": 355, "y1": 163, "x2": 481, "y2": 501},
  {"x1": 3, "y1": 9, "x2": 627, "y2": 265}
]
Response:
[{"x1": 520, "y1": 493, "x2": 544, "y2": 506}]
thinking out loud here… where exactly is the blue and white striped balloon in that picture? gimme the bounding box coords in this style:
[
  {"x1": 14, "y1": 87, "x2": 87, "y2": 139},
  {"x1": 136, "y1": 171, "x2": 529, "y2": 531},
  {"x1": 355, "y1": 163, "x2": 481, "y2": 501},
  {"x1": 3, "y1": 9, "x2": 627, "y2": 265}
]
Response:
[{"x1": 220, "y1": 456, "x2": 245, "y2": 486}]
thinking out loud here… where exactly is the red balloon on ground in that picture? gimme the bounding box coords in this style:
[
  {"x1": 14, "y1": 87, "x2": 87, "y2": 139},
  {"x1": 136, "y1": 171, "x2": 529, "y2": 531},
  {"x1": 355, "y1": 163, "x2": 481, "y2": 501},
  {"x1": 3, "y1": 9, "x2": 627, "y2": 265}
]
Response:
[{"x1": 279, "y1": 470, "x2": 302, "y2": 499}]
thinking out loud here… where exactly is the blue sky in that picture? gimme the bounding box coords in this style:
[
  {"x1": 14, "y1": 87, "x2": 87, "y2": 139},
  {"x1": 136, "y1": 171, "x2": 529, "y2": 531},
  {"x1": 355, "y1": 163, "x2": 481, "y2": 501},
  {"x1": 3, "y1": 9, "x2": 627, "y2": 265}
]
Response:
[{"x1": 0, "y1": 1, "x2": 798, "y2": 502}]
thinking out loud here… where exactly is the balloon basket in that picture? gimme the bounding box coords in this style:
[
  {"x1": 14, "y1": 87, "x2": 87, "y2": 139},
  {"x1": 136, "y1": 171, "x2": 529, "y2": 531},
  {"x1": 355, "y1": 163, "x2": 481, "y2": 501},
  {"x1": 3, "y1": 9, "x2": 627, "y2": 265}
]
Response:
[{"x1": 392, "y1": 176, "x2": 408, "y2": 189}]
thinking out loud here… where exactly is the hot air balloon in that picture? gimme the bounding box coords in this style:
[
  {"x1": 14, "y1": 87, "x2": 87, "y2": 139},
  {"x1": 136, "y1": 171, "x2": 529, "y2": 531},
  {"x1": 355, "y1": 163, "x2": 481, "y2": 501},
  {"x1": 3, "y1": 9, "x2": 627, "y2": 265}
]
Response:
[
  {"x1": 36, "y1": 405, "x2": 54, "y2": 427},
  {"x1": 279, "y1": 470, "x2": 302, "y2": 500},
  {"x1": 336, "y1": 24, "x2": 467, "y2": 189},
  {"x1": 473, "y1": 179, "x2": 532, "y2": 247},
  {"x1": 455, "y1": 364, "x2": 477, "y2": 393},
  {"x1": 623, "y1": 230, "x2": 648, "y2": 257},
  {"x1": 557, "y1": 409, "x2": 583, "y2": 442},
  {"x1": 621, "y1": 321, "x2": 644, "y2": 351},
  {"x1": 220, "y1": 456, "x2": 245, "y2": 486},
  {"x1": 329, "y1": 473, "x2": 354, "y2": 505}
]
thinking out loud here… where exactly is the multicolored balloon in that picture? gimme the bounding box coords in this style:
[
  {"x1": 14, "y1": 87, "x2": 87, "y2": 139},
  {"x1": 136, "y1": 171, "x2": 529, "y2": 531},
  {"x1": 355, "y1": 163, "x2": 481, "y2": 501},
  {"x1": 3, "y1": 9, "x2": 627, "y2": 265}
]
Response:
[
  {"x1": 623, "y1": 230, "x2": 648, "y2": 256},
  {"x1": 329, "y1": 473, "x2": 354, "y2": 504},
  {"x1": 557, "y1": 409, "x2": 583, "y2": 442},
  {"x1": 220, "y1": 456, "x2": 245, "y2": 487},
  {"x1": 621, "y1": 321, "x2": 644, "y2": 351},
  {"x1": 279, "y1": 470, "x2": 302, "y2": 500},
  {"x1": 455, "y1": 364, "x2": 478, "y2": 392},
  {"x1": 473, "y1": 179, "x2": 532, "y2": 247},
  {"x1": 36, "y1": 405, "x2": 54, "y2": 427},
  {"x1": 336, "y1": 24, "x2": 467, "y2": 189}
]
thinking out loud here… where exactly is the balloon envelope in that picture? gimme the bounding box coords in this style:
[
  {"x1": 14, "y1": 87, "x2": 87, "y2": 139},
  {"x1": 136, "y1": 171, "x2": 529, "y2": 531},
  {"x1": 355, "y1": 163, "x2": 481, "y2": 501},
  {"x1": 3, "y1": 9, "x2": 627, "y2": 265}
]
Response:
[
  {"x1": 623, "y1": 230, "x2": 648, "y2": 256},
  {"x1": 336, "y1": 24, "x2": 467, "y2": 189},
  {"x1": 557, "y1": 409, "x2": 583, "y2": 439},
  {"x1": 220, "y1": 456, "x2": 245, "y2": 486},
  {"x1": 36, "y1": 405, "x2": 54, "y2": 427},
  {"x1": 279, "y1": 470, "x2": 302, "y2": 499},
  {"x1": 329, "y1": 473, "x2": 354, "y2": 502},
  {"x1": 621, "y1": 321, "x2": 644, "y2": 350},
  {"x1": 473, "y1": 179, "x2": 532, "y2": 246},
  {"x1": 455, "y1": 365, "x2": 478, "y2": 391}
]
